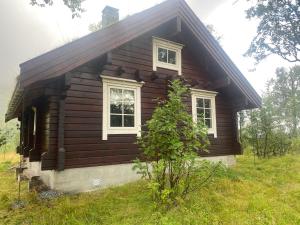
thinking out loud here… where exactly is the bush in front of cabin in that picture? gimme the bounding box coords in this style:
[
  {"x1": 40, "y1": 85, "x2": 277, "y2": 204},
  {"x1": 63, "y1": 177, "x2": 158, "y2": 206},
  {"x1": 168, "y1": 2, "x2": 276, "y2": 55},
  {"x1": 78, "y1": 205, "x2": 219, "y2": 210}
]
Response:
[{"x1": 133, "y1": 79, "x2": 209, "y2": 207}]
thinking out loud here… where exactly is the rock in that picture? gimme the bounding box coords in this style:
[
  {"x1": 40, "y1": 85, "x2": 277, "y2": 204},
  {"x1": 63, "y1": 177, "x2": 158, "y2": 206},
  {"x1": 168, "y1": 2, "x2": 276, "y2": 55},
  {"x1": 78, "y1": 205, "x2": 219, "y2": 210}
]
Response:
[
  {"x1": 38, "y1": 190, "x2": 62, "y2": 200},
  {"x1": 29, "y1": 176, "x2": 48, "y2": 192},
  {"x1": 10, "y1": 200, "x2": 26, "y2": 210}
]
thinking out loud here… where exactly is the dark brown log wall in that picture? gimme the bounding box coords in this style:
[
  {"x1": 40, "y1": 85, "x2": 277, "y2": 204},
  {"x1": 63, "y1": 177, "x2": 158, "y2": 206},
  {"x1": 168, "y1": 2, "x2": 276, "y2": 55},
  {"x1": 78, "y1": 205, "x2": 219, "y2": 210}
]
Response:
[
  {"x1": 41, "y1": 96, "x2": 59, "y2": 170},
  {"x1": 41, "y1": 33, "x2": 240, "y2": 170}
]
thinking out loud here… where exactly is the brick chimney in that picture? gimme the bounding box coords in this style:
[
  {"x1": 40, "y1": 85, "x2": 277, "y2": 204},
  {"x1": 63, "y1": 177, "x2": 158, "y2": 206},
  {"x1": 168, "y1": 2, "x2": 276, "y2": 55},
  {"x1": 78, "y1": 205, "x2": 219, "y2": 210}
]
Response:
[{"x1": 102, "y1": 6, "x2": 119, "y2": 28}]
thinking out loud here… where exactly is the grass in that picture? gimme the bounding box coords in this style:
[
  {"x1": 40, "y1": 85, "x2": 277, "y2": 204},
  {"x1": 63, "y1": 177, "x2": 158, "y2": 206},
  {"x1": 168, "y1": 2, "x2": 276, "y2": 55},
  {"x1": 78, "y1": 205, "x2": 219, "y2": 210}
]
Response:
[{"x1": 0, "y1": 153, "x2": 299, "y2": 225}]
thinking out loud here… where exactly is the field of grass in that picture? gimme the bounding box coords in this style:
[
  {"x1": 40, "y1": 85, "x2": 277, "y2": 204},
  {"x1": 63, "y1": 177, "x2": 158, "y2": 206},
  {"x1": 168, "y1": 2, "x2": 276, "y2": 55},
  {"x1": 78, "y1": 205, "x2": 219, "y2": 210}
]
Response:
[{"x1": 0, "y1": 153, "x2": 299, "y2": 225}]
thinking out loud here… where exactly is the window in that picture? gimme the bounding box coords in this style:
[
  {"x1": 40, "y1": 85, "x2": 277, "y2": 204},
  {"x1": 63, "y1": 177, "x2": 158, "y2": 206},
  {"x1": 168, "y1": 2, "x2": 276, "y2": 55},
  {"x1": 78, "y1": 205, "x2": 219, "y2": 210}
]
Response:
[
  {"x1": 110, "y1": 88, "x2": 135, "y2": 127},
  {"x1": 158, "y1": 48, "x2": 177, "y2": 64},
  {"x1": 153, "y1": 37, "x2": 183, "y2": 75},
  {"x1": 191, "y1": 89, "x2": 218, "y2": 138},
  {"x1": 196, "y1": 98, "x2": 212, "y2": 128},
  {"x1": 101, "y1": 75, "x2": 144, "y2": 140}
]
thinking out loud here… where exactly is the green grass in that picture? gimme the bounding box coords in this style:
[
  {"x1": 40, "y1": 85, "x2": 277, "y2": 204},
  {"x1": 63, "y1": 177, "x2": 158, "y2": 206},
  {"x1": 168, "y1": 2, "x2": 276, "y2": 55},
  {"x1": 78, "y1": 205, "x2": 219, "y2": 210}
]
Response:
[{"x1": 0, "y1": 154, "x2": 300, "y2": 225}]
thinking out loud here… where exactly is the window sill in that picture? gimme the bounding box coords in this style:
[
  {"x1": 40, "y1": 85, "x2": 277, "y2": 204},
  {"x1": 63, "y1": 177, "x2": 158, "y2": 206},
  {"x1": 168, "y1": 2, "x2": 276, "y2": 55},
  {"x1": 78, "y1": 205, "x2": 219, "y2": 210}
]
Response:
[{"x1": 104, "y1": 128, "x2": 141, "y2": 140}]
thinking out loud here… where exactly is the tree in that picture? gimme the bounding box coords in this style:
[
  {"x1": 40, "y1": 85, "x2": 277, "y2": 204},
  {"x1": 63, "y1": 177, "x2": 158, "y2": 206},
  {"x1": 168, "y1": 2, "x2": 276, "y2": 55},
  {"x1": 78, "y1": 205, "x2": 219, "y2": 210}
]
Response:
[
  {"x1": 206, "y1": 24, "x2": 222, "y2": 42},
  {"x1": 245, "y1": 0, "x2": 300, "y2": 63},
  {"x1": 0, "y1": 128, "x2": 8, "y2": 159},
  {"x1": 0, "y1": 121, "x2": 20, "y2": 159},
  {"x1": 133, "y1": 79, "x2": 209, "y2": 206},
  {"x1": 242, "y1": 67, "x2": 300, "y2": 158},
  {"x1": 0, "y1": 130, "x2": 7, "y2": 148},
  {"x1": 88, "y1": 22, "x2": 101, "y2": 32},
  {"x1": 30, "y1": 0, "x2": 85, "y2": 18},
  {"x1": 270, "y1": 65, "x2": 300, "y2": 137},
  {"x1": 243, "y1": 97, "x2": 290, "y2": 159}
]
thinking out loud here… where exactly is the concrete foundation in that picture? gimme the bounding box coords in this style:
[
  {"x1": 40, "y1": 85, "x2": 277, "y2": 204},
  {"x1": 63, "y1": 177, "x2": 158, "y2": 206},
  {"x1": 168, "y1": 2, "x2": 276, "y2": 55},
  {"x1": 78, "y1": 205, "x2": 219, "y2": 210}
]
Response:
[
  {"x1": 22, "y1": 155, "x2": 236, "y2": 193},
  {"x1": 22, "y1": 158, "x2": 41, "y2": 178}
]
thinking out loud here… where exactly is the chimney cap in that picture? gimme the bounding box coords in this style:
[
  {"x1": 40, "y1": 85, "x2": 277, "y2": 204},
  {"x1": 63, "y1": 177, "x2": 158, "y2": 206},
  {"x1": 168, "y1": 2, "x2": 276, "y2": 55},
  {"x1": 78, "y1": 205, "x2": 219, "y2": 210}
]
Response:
[{"x1": 102, "y1": 6, "x2": 119, "y2": 13}]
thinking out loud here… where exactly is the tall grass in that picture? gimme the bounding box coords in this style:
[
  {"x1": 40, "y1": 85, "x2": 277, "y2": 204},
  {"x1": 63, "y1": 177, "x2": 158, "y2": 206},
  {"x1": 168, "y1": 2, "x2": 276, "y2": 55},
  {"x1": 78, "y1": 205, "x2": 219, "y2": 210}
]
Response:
[{"x1": 0, "y1": 154, "x2": 299, "y2": 225}]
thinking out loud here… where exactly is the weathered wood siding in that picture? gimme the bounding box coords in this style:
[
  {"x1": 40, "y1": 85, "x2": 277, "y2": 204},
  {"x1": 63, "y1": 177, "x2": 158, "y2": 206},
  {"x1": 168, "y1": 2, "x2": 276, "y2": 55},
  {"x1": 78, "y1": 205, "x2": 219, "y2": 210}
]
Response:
[{"x1": 41, "y1": 33, "x2": 240, "y2": 170}]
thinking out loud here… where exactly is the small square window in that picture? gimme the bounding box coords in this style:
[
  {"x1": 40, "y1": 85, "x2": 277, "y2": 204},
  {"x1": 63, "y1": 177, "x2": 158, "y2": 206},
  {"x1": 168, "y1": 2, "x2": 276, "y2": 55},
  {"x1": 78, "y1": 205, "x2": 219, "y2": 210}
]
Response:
[{"x1": 153, "y1": 37, "x2": 183, "y2": 75}]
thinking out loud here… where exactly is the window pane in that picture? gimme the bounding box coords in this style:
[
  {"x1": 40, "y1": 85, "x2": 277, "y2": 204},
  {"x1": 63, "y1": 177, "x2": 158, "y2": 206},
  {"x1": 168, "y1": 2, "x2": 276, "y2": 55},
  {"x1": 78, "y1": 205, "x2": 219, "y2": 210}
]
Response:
[
  {"x1": 110, "y1": 102, "x2": 122, "y2": 114},
  {"x1": 110, "y1": 88, "x2": 122, "y2": 102},
  {"x1": 196, "y1": 98, "x2": 204, "y2": 108},
  {"x1": 124, "y1": 115, "x2": 134, "y2": 127},
  {"x1": 204, "y1": 99, "x2": 211, "y2": 108},
  {"x1": 124, "y1": 103, "x2": 134, "y2": 114},
  {"x1": 158, "y1": 47, "x2": 168, "y2": 63},
  {"x1": 123, "y1": 90, "x2": 134, "y2": 102},
  {"x1": 205, "y1": 119, "x2": 211, "y2": 128},
  {"x1": 205, "y1": 109, "x2": 211, "y2": 119},
  {"x1": 197, "y1": 116, "x2": 204, "y2": 124},
  {"x1": 111, "y1": 115, "x2": 122, "y2": 127},
  {"x1": 168, "y1": 50, "x2": 176, "y2": 64},
  {"x1": 197, "y1": 108, "x2": 204, "y2": 117}
]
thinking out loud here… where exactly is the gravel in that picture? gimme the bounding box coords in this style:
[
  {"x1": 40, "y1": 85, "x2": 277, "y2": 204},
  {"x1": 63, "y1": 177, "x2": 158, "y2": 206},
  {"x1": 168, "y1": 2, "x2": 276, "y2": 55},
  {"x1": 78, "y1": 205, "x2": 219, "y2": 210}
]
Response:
[{"x1": 38, "y1": 190, "x2": 62, "y2": 200}]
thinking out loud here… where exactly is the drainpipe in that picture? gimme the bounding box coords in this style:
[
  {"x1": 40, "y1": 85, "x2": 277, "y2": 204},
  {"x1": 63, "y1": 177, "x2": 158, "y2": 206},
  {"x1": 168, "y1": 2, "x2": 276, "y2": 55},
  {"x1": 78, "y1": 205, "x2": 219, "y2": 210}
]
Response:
[{"x1": 57, "y1": 98, "x2": 65, "y2": 171}]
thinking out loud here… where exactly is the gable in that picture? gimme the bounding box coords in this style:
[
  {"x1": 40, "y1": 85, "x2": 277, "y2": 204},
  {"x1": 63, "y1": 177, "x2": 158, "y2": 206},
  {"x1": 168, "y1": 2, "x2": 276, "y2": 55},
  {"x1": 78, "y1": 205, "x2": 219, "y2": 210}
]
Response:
[{"x1": 6, "y1": 0, "x2": 261, "y2": 121}]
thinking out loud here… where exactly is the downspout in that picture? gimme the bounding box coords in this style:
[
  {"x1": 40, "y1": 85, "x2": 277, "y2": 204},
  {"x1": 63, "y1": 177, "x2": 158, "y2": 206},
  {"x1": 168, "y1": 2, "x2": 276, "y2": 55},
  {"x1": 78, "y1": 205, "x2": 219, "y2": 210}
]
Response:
[
  {"x1": 57, "y1": 98, "x2": 65, "y2": 171},
  {"x1": 57, "y1": 73, "x2": 71, "y2": 171},
  {"x1": 20, "y1": 100, "x2": 25, "y2": 155}
]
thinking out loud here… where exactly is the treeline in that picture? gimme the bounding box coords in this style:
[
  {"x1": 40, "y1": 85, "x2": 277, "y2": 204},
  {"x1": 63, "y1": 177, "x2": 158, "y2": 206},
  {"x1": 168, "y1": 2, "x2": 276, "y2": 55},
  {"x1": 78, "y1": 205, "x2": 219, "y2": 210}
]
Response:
[
  {"x1": 0, "y1": 120, "x2": 19, "y2": 157},
  {"x1": 240, "y1": 65, "x2": 300, "y2": 158}
]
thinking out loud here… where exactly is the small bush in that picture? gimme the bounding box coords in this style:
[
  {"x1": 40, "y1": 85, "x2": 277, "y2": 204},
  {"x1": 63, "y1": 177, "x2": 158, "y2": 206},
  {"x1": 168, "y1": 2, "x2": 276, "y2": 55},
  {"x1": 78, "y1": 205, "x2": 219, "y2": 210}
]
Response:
[
  {"x1": 133, "y1": 79, "x2": 209, "y2": 207},
  {"x1": 290, "y1": 137, "x2": 300, "y2": 153}
]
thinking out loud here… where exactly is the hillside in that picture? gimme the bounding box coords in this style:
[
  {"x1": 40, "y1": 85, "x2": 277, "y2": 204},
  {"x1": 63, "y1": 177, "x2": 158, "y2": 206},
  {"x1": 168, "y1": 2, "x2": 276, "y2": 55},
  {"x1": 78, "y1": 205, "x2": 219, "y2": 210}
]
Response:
[{"x1": 0, "y1": 154, "x2": 299, "y2": 225}]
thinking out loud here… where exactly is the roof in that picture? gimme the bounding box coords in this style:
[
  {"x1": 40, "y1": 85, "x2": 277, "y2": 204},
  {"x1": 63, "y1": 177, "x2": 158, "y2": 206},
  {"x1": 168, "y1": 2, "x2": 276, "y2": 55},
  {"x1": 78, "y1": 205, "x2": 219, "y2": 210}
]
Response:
[{"x1": 6, "y1": 0, "x2": 261, "y2": 121}]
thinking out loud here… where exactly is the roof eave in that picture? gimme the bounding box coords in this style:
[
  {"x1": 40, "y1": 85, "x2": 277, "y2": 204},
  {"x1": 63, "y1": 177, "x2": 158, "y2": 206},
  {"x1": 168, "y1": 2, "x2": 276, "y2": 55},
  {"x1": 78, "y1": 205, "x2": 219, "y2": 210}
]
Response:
[{"x1": 5, "y1": 78, "x2": 23, "y2": 122}]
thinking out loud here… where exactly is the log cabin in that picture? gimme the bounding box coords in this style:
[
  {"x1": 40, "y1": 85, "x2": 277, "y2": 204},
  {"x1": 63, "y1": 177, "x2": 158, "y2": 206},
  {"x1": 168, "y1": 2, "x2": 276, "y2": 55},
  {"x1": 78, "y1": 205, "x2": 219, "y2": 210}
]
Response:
[{"x1": 6, "y1": 0, "x2": 261, "y2": 193}]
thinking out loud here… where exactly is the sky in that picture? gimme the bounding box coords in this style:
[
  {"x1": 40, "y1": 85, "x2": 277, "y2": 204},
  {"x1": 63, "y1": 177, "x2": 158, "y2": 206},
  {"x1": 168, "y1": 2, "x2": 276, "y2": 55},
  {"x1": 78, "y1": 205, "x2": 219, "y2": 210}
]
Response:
[{"x1": 0, "y1": 0, "x2": 294, "y2": 119}]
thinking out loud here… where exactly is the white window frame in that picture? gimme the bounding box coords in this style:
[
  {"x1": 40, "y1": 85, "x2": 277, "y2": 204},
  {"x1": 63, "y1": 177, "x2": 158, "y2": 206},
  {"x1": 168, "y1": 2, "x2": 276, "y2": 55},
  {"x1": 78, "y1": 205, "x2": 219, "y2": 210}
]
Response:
[
  {"x1": 152, "y1": 37, "x2": 183, "y2": 75},
  {"x1": 101, "y1": 75, "x2": 144, "y2": 140},
  {"x1": 191, "y1": 89, "x2": 218, "y2": 138}
]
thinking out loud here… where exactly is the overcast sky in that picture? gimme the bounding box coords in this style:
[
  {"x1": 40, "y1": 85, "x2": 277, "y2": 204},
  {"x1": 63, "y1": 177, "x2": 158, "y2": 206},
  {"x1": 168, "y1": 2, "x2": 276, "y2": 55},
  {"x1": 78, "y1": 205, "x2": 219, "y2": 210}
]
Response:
[{"x1": 0, "y1": 0, "x2": 293, "y2": 119}]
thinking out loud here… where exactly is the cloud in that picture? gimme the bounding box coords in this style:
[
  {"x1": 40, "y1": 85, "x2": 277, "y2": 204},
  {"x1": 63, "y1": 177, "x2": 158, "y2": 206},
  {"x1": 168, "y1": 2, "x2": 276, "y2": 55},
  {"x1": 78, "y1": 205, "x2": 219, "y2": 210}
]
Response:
[{"x1": 186, "y1": 0, "x2": 230, "y2": 19}]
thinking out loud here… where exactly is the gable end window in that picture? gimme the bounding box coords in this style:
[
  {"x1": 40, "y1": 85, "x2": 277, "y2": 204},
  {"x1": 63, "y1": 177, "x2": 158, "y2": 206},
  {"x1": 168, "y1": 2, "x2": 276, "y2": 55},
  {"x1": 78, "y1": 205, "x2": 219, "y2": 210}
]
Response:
[
  {"x1": 101, "y1": 75, "x2": 144, "y2": 140},
  {"x1": 152, "y1": 37, "x2": 183, "y2": 75},
  {"x1": 191, "y1": 89, "x2": 218, "y2": 138}
]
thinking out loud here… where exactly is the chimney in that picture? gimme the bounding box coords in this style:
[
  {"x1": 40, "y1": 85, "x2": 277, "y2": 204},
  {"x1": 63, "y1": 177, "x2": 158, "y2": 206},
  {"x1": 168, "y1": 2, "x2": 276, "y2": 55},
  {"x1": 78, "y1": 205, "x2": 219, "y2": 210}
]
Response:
[{"x1": 102, "y1": 6, "x2": 119, "y2": 28}]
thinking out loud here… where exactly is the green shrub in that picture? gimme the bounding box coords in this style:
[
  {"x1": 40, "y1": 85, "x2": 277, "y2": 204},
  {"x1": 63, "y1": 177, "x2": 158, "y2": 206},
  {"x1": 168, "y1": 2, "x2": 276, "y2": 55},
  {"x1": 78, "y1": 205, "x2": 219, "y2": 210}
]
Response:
[
  {"x1": 133, "y1": 79, "x2": 209, "y2": 207},
  {"x1": 290, "y1": 137, "x2": 300, "y2": 153}
]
